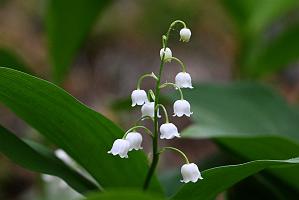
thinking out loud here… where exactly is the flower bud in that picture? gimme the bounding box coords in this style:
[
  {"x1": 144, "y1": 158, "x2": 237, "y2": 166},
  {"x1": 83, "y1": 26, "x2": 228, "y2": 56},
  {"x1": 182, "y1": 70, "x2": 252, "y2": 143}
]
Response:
[
  {"x1": 125, "y1": 132, "x2": 143, "y2": 151},
  {"x1": 180, "y1": 28, "x2": 191, "y2": 42},
  {"x1": 131, "y1": 89, "x2": 148, "y2": 107},
  {"x1": 175, "y1": 72, "x2": 193, "y2": 89},
  {"x1": 173, "y1": 99, "x2": 193, "y2": 117},
  {"x1": 181, "y1": 163, "x2": 203, "y2": 183},
  {"x1": 160, "y1": 47, "x2": 172, "y2": 61},
  {"x1": 141, "y1": 102, "x2": 161, "y2": 118},
  {"x1": 160, "y1": 123, "x2": 180, "y2": 139},
  {"x1": 108, "y1": 139, "x2": 130, "y2": 158}
]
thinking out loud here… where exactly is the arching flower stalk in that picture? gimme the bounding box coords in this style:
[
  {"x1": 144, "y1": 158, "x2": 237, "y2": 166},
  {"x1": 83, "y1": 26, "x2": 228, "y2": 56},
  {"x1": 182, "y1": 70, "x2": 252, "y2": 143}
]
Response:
[{"x1": 107, "y1": 20, "x2": 202, "y2": 190}]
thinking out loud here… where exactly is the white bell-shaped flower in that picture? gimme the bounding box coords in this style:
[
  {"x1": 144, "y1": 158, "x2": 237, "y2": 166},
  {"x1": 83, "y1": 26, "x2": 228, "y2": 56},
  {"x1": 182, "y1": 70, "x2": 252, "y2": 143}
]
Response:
[
  {"x1": 173, "y1": 99, "x2": 193, "y2": 117},
  {"x1": 131, "y1": 89, "x2": 148, "y2": 107},
  {"x1": 160, "y1": 123, "x2": 180, "y2": 139},
  {"x1": 160, "y1": 47, "x2": 172, "y2": 61},
  {"x1": 175, "y1": 72, "x2": 193, "y2": 89},
  {"x1": 108, "y1": 139, "x2": 130, "y2": 158},
  {"x1": 125, "y1": 132, "x2": 143, "y2": 151},
  {"x1": 141, "y1": 102, "x2": 161, "y2": 118},
  {"x1": 180, "y1": 28, "x2": 191, "y2": 42},
  {"x1": 180, "y1": 163, "x2": 203, "y2": 183}
]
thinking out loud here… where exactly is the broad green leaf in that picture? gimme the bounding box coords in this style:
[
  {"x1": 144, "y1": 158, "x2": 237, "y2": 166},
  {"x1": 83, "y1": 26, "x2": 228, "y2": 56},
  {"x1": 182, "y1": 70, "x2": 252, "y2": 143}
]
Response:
[
  {"x1": 0, "y1": 48, "x2": 32, "y2": 74},
  {"x1": 46, "y1": 0, "x2": 111, "y2": 83},
  {"x1": 0, "y1": 67, "x2": 162, "y2": 192},
  {"x1": 0, "y1": 124, "x2": 98, "y2": 194},
  {"x1": 86, "y1": 189, "x2": 164, "y2": 200},
  {"x1": 180, "y1": 82, "x2": 299, "y2": 189},
  {"x1": 171, "y1": 157, "x2": 299, "y2": 200}
]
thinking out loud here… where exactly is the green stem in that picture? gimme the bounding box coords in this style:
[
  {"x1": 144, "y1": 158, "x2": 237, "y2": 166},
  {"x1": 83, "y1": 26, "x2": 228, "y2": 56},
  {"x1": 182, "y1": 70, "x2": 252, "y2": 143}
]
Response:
[
  {"x1": 143, "y1": 19, "x2": 186, "y2": 191},
  {"x1": 123, "y1": 125, "x2": 153, "y2": 139},
  {"x1": 166, "y1": 57, "x2": 186, "y2": 72},
  {"x1": 134, "y1": 116, "x2": 153, "y2": 127},
  {"x1": 137, "y1": 72, "x2": 158, "y2": 89},
  {"x1": 160, "y1": 147, "x2": 189, "y2": 164},
  {"x1": 160, "y1": 82, "x2": 184, "y2": 100},
  {"x1": 156, "y1": 104, "x2": 169, "y2": 123}
]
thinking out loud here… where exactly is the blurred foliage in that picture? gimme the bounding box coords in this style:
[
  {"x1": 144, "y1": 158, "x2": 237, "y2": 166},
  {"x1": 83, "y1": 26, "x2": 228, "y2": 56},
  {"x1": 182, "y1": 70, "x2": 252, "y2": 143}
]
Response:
[
  {"x1": 46, "y1": 0, "x2": 112, "y2": 84},
  {"x1": 221, "y1": 0, "x2": 299, "y2": 78},
  {"x1": 181, "y1": 83, "x2": 299, "y2": 191},
  {"x1": 0, "y1": 125, "x2": 97, "y2": 194}
]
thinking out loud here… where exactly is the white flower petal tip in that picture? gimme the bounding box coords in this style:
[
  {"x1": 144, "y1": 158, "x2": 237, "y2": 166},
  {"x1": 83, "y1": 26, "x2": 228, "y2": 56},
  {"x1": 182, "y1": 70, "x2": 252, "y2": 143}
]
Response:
[
  {"x1": 108, "y1": 139, "x2": 130, "y2": 158},
  {"x1": 125, "y1": 132, "x2": 143, "y2": 151},
  {"x1": 180, "y1": 28, "x2": 191, "y2": 42},
  {"x1": 160, "y1": 47, "x2": 172, "y2": 62},
  {"x1": 131, "y1": 89, "x2": 148, "y2": 107},
  {"x1": 175, "y1": 72, "x2": 193, "y2": 89},
  {"x1": 160, "y1": 123, "x2": 181, "y2": 139},
  {"x1": 173, "y1": 100, "x2": 193, "y2": 117},
  {"x1": 180, "y1": 163, "x2": 202, "y2": 183},
  {"x1": 141, "y1": 102, "x2": 161, "y2": 118}
]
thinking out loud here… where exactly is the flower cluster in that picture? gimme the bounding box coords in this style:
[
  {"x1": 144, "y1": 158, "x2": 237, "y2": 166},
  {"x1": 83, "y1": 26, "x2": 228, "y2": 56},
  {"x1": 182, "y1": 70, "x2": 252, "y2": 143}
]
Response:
[{"x1": 108, "y1": 20, "x2": 202, "y2": 187}]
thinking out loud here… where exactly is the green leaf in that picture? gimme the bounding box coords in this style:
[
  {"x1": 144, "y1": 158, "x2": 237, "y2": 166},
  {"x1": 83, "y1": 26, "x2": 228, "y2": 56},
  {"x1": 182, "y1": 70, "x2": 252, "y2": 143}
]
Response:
[
  {"x1": 242, "y1": 22, "x2": 299, "y2": 77},
  {"x1": 222, "y1": 0, "x2": 299, "y2": 35},
  {"x1": 0, "y1": 124, "x2": 98, "y2": 194},
  {"x1": 171, "y1": 157, "x2": 299, "y2": 200},
  {"x1": 86, "y1": 189, "x2": 164, "y2": 200},
  {"x1": 46, "y1": 0, "x2": 111, "y2": 83},
  {"x1": 180, "y1": 82, "x2": 299, "y2": 189},
  {"x1": 0, "y1": 48, "x2": 32, "y2": 74},
  {"x1": 0, "y1": 67, "x2": 162, "y2": 192}
]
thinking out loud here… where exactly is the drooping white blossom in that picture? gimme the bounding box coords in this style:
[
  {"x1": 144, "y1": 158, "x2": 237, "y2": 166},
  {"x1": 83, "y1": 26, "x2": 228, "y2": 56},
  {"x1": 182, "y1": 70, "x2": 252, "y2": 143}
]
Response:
[
  {"x1": 160, "y1": 47, "x2": 172, "y2": 61},
  {"x1": 108, "y1": 139, "x2": 130, "y2": 158},
  {"x1": 131, "y1": 89, "x2": 148, "y2": 107},
  {"x1": 125, "y1": 132, "x2": 143, "y2": 151},
  {"x1": 180, "y1": 163, "x2": 203, "y2": 183},
  {"x1": 160, "y1": 123, "x2": 180, "y2": 139},
  {"x1": 173, "y1": 99, "x2": 193, "y2": 117},
  {"x1": 179, "y1": 28, "x2": 191, "y2": 42},
  {"x1": 175, "y1": 72, "x2": 193, "y2": 89},
  {"x1": 141, "y1": 102, "x2": 161, "y2": 118}
]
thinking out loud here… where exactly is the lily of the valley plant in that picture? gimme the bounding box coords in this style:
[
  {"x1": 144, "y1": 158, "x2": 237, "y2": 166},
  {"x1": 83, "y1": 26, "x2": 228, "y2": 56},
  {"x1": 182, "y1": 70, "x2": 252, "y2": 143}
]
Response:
[{"x1": 108, "y1": 20, "x2": 203, "y2": 190}]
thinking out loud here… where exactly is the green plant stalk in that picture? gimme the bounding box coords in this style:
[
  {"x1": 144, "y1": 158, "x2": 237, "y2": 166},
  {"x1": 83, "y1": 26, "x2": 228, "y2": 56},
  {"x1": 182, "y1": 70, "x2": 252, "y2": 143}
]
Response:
[{"x1": 143, "y1": 21, "x2": 177, "y2": 190}]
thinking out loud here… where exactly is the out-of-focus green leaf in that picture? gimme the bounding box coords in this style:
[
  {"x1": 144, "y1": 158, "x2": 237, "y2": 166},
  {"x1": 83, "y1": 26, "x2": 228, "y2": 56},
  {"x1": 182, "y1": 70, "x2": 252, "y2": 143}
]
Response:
[
  {"x1": 0, "y1": 125, "x2": 98, "y2": 194},
  {"x1": 179, "y1": 82, "x2": 299, "y2": 189},
  {"x1": 0, "y1": 67, "x2": 162, "y2": 193},
  {"x1": 171, "y1": 157, "x2": 299, "y2": 200},
  {"x1": 86, "y1": 189, "x2": 164, "y2": 200},
  {"x1": 0, "y1": 48, "x2": 31, "y2": 74},
  {"x1": 242, "y1": 22, "x2": 299, "y2": 78},
  {"x1": 46, "y1": 0, "x2": 111, "y2": 83},
  {"x1": 222, "y1": 0, "x2": 299, "y2": 35}
]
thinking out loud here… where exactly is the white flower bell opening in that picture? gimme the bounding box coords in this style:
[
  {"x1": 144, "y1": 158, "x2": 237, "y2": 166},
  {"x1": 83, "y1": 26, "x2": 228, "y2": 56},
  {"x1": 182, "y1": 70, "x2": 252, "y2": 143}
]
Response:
[
  {"x1": 179, "y1": 28, "x2": 191, "y2": 42},
  {"x1": 180, "y1": 163, "x2": 203, "y2": 183},
  {"x1": 175, "y1": 72, "x2": 193, "y2": 89},
  {"x1": 108, "y1": 139, "x2": 130, "y2": 158},
  {"x1": 125, "y1": 132, "x2": 143, "y2": 151},
  {"x1": 173, "y1": 99, "x2": 193, "y2": 117},
  {"x1": 141, "y1": 102, "x2": 161, "y2": 118},
  {"x1": 160, "y1": 123, "x2": 180, "y2": 139},
  {"x1": 160, "y1": 47, "x2": 172, "y2": 61},
  {"x1": 131, "y1": 89, "x2": 148, "y2": 107}
]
